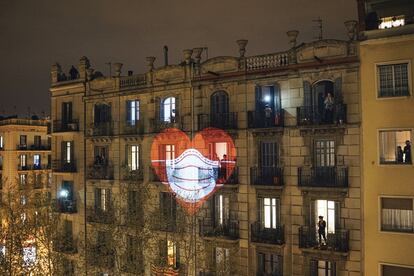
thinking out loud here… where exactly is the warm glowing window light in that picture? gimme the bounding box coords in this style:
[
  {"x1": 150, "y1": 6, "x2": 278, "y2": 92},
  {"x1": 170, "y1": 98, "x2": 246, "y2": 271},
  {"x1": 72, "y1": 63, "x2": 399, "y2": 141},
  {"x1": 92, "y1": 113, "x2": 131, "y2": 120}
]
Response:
[{"x1": 379, "y1": 16, "x2": 405, "y2": 29}]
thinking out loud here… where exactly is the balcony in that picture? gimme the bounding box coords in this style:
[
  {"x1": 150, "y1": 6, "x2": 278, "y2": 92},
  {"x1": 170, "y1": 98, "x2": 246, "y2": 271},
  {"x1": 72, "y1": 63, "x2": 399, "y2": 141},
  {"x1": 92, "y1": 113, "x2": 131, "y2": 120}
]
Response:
[
  {"x1": 151, "y1": 117, "x2": 182, "y2": 133},
  {"x1": 87, "y1": 163, "x2": 114, "y2": 180},
  {"x1": 88, "y1": 245, "x2": 115, "y2": 268},
  {"x1": 299, "y1": 226, "x2": 349, "y2": 253},
  {"x1": 55, "y1": 198, "x2": 77, "y2": 214},
  {"x1": 16, "y1": 144, "x2": 51, "y2": 151},
  {"x1": 198, "y1": 113, "x2": 238, "y2": 130},
  {"x1": 52, "y1": 160, "x2": 77, "y2": 173},
  {"x1": 125, "y1": 210, "x2": 144, "y2": 226},
  {"x1": 87, "y1": 122, "x2": 114, "y2": 136},
  {"x1": 53, "y1": 120, "x2": 79, "y2": 133},
  {"x1": 87, "y1": 208, "x2": 115, "y2": 224},
  {"x1": 250, "y1": 166, "x2": 283, "y2": 187},
  {"x1": 219, "y1": 167, "x2": 239, "y2": 185},
  {"x1": 33, "y1": 181, "x2": 43, "y2": 189},
  {"x1": 296, "y1": 104, "x2": 347, "y2": 126},
  {"x1": 18, "y1": 164, "x2": 48, "y2": 171},
  {"x1": 121, "y1": 167, "x2": 144, "y2": 181},
  {"x1": 298, "y1": 167, "x2": 348, "y2": 188},
  {"x1": 247, "y1": 110, "x2": 284, "y2": 129},
  {"x1": 251, "y1": 222, "x2": 285, "y2": 245},
  {"x1": 121, "y1": 121, "x2": 144, "y2": 135},
  {"x1": 199, "y1": 219, "x2": 239, "y2": 240},
  {"x1": 53, "y1": 237, "x2": 77, "y2": 254}
]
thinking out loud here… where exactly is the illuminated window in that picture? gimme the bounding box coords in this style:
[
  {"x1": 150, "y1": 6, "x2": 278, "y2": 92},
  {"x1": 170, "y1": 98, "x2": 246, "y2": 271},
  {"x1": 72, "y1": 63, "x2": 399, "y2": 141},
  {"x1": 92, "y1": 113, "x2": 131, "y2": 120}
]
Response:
[
  {"x1": 377, "y1": 62, "x2": 410, "y2": 97},
  {"x1": 215, "y1": 194, "x2": 229, "y2": 226},
  {"x1": 95, "y1": 188, "x2": 111, "y2": 211},
  {"x1": 314, "y1": 140, "x2": 335, "y2": 167},
  {"x1": 310, "y1": 260, "x2": 336, "y2": 276},
  {"x1": 381, "y1": 197, "x2": 413, "y2": 233},
  {"x1": 20, "y1": 195, "x2": 27, "y2": 205},
  {"x1": 315, "y1": 200, "x2": 338, "y2": 234},
  {"x1": 20, "y1": 154, "x2": 27, "y2": 167},
  {"x1": 379, "y1": 130, "x2": 412, "y2": 164},
  {"x1": 261, "y1": 197, "x2": 280, "y2": 229},
  {"x1": 164, "y1": 144, "x2": 175, "y2": 160},
  {"x1": 33, "y1": 154, "x2": 41, "y2": 168},
  {"x1": 162, "y1": 97, "x2": 176, "y2": 122},
  {"x1": 62, "y1": 141, "x2": 73, "y2": 162},
  {"x1": 19, "y1": 174, "x2": 27, "y2": 187},
  {"x1": 167, "y1": 240, "x2": 177, "y2": 267},
  {"x1": 23, "y1": 246, "x2": 36, "y2": 266},
  {"x1": 128, "y1": 145, "x2": 140, "y2": 171},
  {"x1": 126, "y1": 100, "x2": 140, "y2": 125},
  {"x1": 382, "y1": 264, "x2": 414, "y2": 276},
  {"x1": 0, "y1": 136, "x2": 3, "y2": 149},
  {"x1": 257, "y1": 253, "x2": 282, "y2": 276},
  {"x1": 379, "y1": 16, "x2": 405, "y2": 29}
]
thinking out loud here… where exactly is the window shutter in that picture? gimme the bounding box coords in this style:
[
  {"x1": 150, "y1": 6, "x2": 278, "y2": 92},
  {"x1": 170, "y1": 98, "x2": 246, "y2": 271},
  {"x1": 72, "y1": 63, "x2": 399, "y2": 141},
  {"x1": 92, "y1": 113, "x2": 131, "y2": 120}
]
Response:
[
  {"x1": 257, "y1": 253, "x2": 264, "y2": 274},
  {"x1": 67, "y1": 102, "x2": 73, "y2": 122},
  {"x1": 94, "y1": 188, "x2": 101, "y2": 209},
  {"x1": 175, "y1": 242, "x2": 180, "y2": 268},
  {"x1": 258, "y1": 197, "x2": 264, "y2": 226},
  {"x1": 214, "y1": 195, "x2": 219, "y2": 226},
  {"x1": 310, "y1": 200, "x2": 316, "y2": 228},
  {"x1": 224, "y1": 195, "x2": 230, "y2": 224},
  {"x1": 303, "y1": 81, "x2": 312, "y2": 107},
  {"x1": 61, "y1": 142, "x2": 66, "y2": 161},
  {"x1": 126, "y1": 145, "x2": 131, "y2": 169},
  {"x1": 273, "y1": 84, "x2": 281, "y2": 112},
  {"x1": 126, "y1": 100, "x2": 132, "y2": 124},
  {"x1": 276, "y1": 198, "x2": 281, "y2": 226},
  {"x1": 159, "y1": 98, "x2": 164, "y2": 122},
  {"x1": 159, "y1": 239, "x2": 167, "y2": 265},
  {"x1": 174, "y1": 97, "x2": 179, "y2": 120},
  {"x1": 335, "y1": 201, "x2": 341, "y2": 230},
  {"x1": 310, "y1": 260, "x2": 318, "y2": 276},
  {"x1": 255, "y1": 86, "x2": 262, "y2": 110},
  {"x1": 334, "y1": 77, "x2": 343, "y2": 103},
  {"x1": 93, "y1": 104, "x2": 99, "y2": 124},
  {"x1": 277, "y1": 255, "x2": 283, "y2": 275},
  {"x1": 70, "y1": 141, "x2": 74, "y2": 161}
]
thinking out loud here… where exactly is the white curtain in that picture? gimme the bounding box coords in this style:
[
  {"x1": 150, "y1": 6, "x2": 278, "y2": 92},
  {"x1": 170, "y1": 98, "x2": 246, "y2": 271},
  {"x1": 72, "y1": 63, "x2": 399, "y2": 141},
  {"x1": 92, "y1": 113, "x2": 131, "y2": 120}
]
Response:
[{"x1": 382, "y1": 209, "x2": 413, "y2": 232}]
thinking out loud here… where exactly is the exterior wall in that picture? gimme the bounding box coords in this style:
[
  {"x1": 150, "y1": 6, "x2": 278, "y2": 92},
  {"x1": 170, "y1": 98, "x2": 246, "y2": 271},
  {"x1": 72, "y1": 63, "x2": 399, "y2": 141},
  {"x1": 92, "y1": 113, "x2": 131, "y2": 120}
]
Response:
[
  {"x1": 360, "y1": 33, "x2": 414, "y2": 275},
  {"x1": 50, "y1": 38, "x2": 362, "y2": 276}
]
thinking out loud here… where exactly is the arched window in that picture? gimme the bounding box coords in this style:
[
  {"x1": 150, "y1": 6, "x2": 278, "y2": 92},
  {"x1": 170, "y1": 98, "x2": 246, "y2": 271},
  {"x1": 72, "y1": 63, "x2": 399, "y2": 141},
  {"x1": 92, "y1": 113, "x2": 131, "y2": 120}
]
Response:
[
  {"x1": 211, "y1": 91, "x2": 229, "y2": 115},
  {"x1": 162, "y1": 97, "x2": 176, "y2": 123}
]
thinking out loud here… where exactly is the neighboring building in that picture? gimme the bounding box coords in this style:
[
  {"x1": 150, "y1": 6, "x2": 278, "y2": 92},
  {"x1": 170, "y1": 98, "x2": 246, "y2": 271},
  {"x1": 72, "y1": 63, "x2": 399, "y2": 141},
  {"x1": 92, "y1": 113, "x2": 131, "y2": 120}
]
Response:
[
  {"x1": 358, "y1": 0, "x2": 414, "y2": 275},
  {"x1": 50, "y1": 26, "x2": 362, "y2": 275},
  {"x1": 0, "y1": 117, "x2": 52, "y2": 268}
]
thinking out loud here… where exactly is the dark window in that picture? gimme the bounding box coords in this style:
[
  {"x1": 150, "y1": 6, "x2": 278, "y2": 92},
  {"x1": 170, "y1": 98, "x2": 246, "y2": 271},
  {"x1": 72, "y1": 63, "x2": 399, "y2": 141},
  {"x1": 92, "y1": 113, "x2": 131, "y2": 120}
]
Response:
[
  {"x1": 62, "y1": 102, "x2": 73, "y2": 123},
  {"x1": 310, "y1": 260, "x2": 336, "y2": 276},
  {"x1": 382, "y1": 264, "x2": 414, "y2": 276},
  {"x1": 128, "y1": 190, "x2": 140, "y2": 216},
  {"x1": 94, "y1": 146, "x2": 108, "y2": 165},
  {"x1": 257, "y1": 253, "x2": 282, "y2": 276},
  {"x1": 377, "y1": 63, "x2": 410, "y2": 97},
  {"x1": 314, "y1": 140, "x2": 335, "y2": 167},
  {"x1": 160, "y1": 192, "x2": 177, "y2": 222},
  {"x1": 211, "y1": 91, "x2": 229, "y2": 115},
  {"x1": 34, "y1": 136, "x2": 41, "y2": 147},
  {"x1": 94, "y1": 103, "x2": 111, "y2": 124},
  {"x1": 260, "y1": 141, "x2": 278, "y2": 168},
  {"x1": 381, "y1": 197, "x2": 413, "y2": 233},
  {"x1": 20, "y1": 135, "x2": 27, "y2": 147}
]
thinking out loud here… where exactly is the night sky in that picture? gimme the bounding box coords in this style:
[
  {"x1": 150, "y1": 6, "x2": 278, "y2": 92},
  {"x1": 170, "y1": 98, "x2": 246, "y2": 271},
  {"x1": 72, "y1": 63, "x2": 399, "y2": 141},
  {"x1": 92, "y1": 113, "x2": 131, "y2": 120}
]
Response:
[{"x1": 0, "y1": 0, "x2": 356, "y2": 116}]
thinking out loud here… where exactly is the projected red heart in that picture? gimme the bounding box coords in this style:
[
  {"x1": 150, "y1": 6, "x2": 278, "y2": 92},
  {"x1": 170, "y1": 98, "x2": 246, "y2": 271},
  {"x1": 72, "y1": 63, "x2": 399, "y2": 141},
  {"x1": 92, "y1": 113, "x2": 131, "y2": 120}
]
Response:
[{"x1": 151, "y1": 127, "x2": 236, "y2": 214}]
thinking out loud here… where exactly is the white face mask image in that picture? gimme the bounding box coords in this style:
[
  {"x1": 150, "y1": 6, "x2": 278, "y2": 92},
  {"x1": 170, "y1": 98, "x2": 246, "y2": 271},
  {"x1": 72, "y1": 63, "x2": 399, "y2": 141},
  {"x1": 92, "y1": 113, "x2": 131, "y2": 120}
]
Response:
[{"x1": 165, "y1": 148, "x2": 219, "y2": 203}]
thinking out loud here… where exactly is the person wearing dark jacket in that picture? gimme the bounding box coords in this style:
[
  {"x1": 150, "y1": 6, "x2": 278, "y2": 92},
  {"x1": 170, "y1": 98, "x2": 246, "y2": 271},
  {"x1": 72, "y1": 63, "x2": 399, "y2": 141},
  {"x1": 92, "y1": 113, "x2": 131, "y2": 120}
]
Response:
[
  {"x1": 318, "y1": 216, "x2": 327, "y2": 245},
  {"x1": 404, "y1": 140, "x2": 411, "y2": 164}
]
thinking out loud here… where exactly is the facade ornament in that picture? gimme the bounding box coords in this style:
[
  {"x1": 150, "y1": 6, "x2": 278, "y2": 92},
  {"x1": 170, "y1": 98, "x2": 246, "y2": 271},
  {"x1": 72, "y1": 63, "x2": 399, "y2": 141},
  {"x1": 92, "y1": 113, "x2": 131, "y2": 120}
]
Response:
[{"x1": 113, "y1": 63, "x2": 123, "y2": 77}]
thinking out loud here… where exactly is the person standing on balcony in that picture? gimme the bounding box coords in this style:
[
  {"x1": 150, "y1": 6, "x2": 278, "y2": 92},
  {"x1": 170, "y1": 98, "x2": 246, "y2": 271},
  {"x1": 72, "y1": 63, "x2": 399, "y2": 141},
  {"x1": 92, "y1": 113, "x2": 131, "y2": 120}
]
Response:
[
  {"x1": 324, "y1": 93, "x2": 334, "y2": 123},
  {"x1": 318, "y1": 216, "x2": 327, "y2": 246},
  {"x1": 404, "y1": 140, "x2": 412, "y2": 164},
  {"x1": 397, "y1": 146, "x2": 404, "y2": 163},
  {"x1": 264, "y1": 104, "x2": 272, "y2": 127}
]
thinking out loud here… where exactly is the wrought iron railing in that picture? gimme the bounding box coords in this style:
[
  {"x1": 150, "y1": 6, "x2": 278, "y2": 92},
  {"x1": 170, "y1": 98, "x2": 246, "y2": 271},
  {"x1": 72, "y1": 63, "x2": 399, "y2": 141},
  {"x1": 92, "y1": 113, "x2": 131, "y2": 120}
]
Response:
[
  {"x1": 53, "y1": 120, "x2": 79, "y2": 132},
  {"x1": 247, "y1": 109, "x2": 284, "y2": 128},
  {"x1": 198, "y1": 113, "x2": 238, "y2": 130},
  {"x1": 299, "y1": 226, "x2": 349, "y2": 253},
  {"x1": 297, "y1": 104, "x2": 347, "y2": 126},
  {"x1": 55, "y1": 198, "x2": 77, "y2": 213},
  {"x1": 52, "y1": 160, "x2": 77, "y2": 173},
  {"x1": 87, "y1": 164, "x2": 114, "y2": 180},
  {"x1": 251, "y1": 222, "x2": 284, "y2": 245},
  {"x1": 298, "y1": 167, "x2": 348, "y2": 188},
  {"x1": 87, "y1": 208, "x2": 115, "y2": 224},
  {"x1": 121, "y1": 121, "x2": 145, "y2": 135},
  {"x1": 199, "y1": 219, "x2": 239, "y2": 240},
  {"x1": 250, "y1": 166, "x2": 283, "y2": 186},
  {"x1": 87, "y1": 122, "x2": 115, "y2": 136}
]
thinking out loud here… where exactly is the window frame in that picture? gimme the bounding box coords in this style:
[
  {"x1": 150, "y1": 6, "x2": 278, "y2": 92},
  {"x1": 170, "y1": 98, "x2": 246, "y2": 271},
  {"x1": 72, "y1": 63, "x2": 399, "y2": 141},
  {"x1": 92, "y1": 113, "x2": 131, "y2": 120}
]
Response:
[
  {"x1": 126, "y1": 99, "x2": 140, "y2": 125},
  {"x1": 377, "y1": 128, "x2": 413, "y2": 166},
  {"x1": 375, "y1": 60, "x2": 412, "y2": 99},
  {"x1": 162, "y1": 97, "x2": 176, "y2": 123},
  {"x1": 378, "y1": 195, "x2": 414, "y2": 235},
  {"x1": 379, "y1": 262, "x2": 414, "y2": 276},
  {"x1": 313, "y1": 138, "x2": 336, "y2": 167}
]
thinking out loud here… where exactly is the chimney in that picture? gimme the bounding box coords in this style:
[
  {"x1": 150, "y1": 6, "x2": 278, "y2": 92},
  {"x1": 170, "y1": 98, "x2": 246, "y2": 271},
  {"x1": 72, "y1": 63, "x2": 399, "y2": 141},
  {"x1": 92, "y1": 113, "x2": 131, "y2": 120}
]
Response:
[{"x1": 164, "y1": 45, "x2": 169, "y2": 66}]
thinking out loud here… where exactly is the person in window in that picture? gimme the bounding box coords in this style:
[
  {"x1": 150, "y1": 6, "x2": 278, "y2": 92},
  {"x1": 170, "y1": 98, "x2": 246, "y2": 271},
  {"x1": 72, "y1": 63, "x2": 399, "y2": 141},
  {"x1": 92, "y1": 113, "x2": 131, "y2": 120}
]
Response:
[
  {"x1": 220, "y1": 154, "x2": 228, "y2": 181},
  {"x1": 397, "y1": 146, "x2": 404, "y2": 163},
  {"x1": 69, "y1": 66, "x2": 79, "y2": 80},
  {"x1": 323, "y1": 93, "x2": 334, "y2": 124},
  {"x1": 264, "y1": 104, "x2": 272, "y2": 127},
  {"x1": 318, "y1": 216, "x2": 327, "y2": 246},
  {"x1": 404, "y1": 140, "x2": 411, "y2": 164}
]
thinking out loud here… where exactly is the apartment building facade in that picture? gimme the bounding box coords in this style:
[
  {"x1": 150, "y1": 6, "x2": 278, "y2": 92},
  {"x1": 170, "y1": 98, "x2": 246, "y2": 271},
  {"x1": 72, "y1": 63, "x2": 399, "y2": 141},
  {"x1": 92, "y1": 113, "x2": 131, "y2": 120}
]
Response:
[
  {"x1": 358, "y1": 0, "x2": 414, "y2": 275},
  {"x1": 50, "y1": 25, "x2": 362, "y2": 275}
]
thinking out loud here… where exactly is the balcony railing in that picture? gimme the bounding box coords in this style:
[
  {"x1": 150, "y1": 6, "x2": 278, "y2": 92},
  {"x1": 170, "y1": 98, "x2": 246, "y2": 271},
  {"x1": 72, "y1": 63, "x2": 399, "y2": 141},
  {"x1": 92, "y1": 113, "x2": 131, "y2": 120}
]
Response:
[
  {"x1": 87, "y1": 122, "x2": 115, "y2": 136},
  {"x1": 299, "y1": 226, "x2": 349, "y2": 253},
  {"x1": 33, "y1": 182, "x2": 43, "y2": 189},
  {"x1": 18, "y1": 164, "x2": 49, "y2": 171},
  {"x1": 298, "y1": 167, "x2": 348, "y2": 188},
  {"x1": 151, "y1": 117, "x2": 182, "y2": 132},
  {"x1": 53, "y1": 237, "x2": 77, "y2": 254},
  {"x1": 247, "y1": 110, "x2": 284, "y2": 128},
  {"x1": 246, "y1": 51, "x2": 290, "y2": 71},
  {"x1": 251, "y1": 222, "x2": 284, "y2": 245},
  {"x1": 53, "y1": 120, "x2": 79, "y2": 133},
  {"x1": 199, "y1": 219, "x2": 239, "y2": 240},
  {"x1": 17, "y1": 144, "x2": 51, "y2": 151},
  {"x1": 87, "y1": 163, "x2": 114, "y2": 180},
  {"x1": 122, "y1": 167, "x2": 144, "y2": 181},
  {"x1": 52, "y1": 160, "x2": 77, "y2": 173},
  {"x1": 121, "y1": 121, "x2": 144, "y2": 135},
  {"x1": 87, "y1": 208, "x2": 115, "y2": 224},
  {"x1": 297, "y1": 104, "x2": 347, "y2": 126},
  {"x1": 55, "y1": 198, "x2": 77, "y2": 214},
  {"x1": 198, "y1": 113, "x2": 238, "y2": 130},
  {"x1": 88, "y1": 246, "x2": 115, "y2": 268},
  {"x1": 250, "y1": 166, "x2": 283, "y2": 186},
  {"x1": 217, "y1": 166, "x2": 239, "y2": 185}
]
